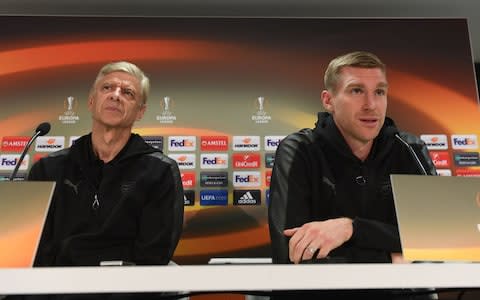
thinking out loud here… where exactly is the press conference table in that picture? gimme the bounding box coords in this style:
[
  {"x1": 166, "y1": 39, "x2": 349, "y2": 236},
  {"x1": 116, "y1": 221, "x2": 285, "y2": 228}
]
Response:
[{"x1": 0, "y1": 263, "x2": 480, "y2": 296}]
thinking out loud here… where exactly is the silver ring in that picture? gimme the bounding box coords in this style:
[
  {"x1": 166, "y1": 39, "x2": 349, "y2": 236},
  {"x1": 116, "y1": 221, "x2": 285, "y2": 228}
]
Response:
[{"x1": 308, "y1": 247, "x2": 316, "y2": 254}]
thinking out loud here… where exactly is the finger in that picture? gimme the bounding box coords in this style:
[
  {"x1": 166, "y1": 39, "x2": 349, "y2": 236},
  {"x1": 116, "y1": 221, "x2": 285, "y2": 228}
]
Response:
[
  {"x1": 288, "y1": 229, "x2": 305, "y2": 263},
  {"x1": 283, "y1": 227, "x2": 299, "y2": 237},
  {"x1": 302, "y1": 244, "x2": 318, "y2": 261},
  {"x1": 317, "y1": 245, "x2": 331, "y2": 259}
]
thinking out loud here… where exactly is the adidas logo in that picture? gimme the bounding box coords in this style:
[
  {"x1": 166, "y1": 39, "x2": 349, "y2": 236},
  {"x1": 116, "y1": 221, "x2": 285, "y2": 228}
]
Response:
[{"x1": 236, "y1": 191, "x2": 259, "y2": 204}]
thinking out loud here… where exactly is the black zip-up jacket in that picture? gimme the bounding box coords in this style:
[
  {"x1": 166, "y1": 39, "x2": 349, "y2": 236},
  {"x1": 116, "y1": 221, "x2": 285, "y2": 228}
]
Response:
[
  {"x1": 28, "y1": 133, "x2": 184, "y2": 266},
  {"x1": 268, "y1": 112, "x2": 436, "y2": 264}
]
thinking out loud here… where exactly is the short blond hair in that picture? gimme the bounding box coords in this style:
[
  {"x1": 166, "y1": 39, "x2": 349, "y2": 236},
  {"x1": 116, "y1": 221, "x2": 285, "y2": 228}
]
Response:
[
  {"x1": 91, "y1": 61, "x2": 150, "y2": 104},
  {"x1": 324, "y1": 51, "x2": 386, "y2": 94}
]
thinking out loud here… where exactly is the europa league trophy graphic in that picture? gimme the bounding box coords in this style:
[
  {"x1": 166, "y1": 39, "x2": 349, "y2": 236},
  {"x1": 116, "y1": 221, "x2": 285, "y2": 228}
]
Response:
[
  {"x1": 256, "y1": 96, "x2": 266, "y2": 116},
  {"x1": 65, "y1": 96, "x2": 75, "y2": 116},
  {"x1": 60, "y1": 95, "x2": 80, "y2": 124},
  {"x1": 162, "y1": 96, "x2": 173, "y2": 116}
]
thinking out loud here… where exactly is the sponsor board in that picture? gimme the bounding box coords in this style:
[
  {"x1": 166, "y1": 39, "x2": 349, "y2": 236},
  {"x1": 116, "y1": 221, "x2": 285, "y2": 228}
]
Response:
[
  {"x1": 1, "y1": 136, "x2": 30, "y2": 152},
  {"x1": 233, "y1": 189, "x2": 261, "y2": 205},
  {"x1": 436, "y1": 169, "x2": 452, "y2": 176},
  {"x1": 455, "y1": 169, "x2": 480, "y2": 177},
  {"x1": 200, "y1": 136, "x2": 228, "y2": 151},
  {"x1": 429, "y1": 151, "x2": 450, "y2": 168},
  {"x1": 142, "y1": 136, "x2": 163, "y2": 150},
  {"x1": 233, "y1": 171, "x2": 261, "y2": 187},
  {"x1": 200, "y1": 172, "x2": 228, "y2": 187},
  {"x1": 453, "y1": 152, "x2": 480, "y2": 166},
  {"x1": 265, "y1": 170, "x2": 272, "y2": 187},
  {"x1": 35, "y1": 136, "x2": 65, "y2": 152},
  {"x1": 264, "y1": 136, "x2": 285, "y2": 151},
  {"x1": 0, "y1": 154, "x2": 29, "y2": 170},
  {"x1": 200, "y1": 153, "x2": 228, "y2": 169},
  {"x1": 420, "y1": 134, "x2": 448, "y2": 150},
  {"x1": 200, "y1": 190, "x2": 228, "y2": 206},
  {"x1": 168, "y1": 153, "x2": 196, "y2": 169},
  {"x1": 232, "y1": 136, "x2": 260, "y2": 151},
  {"x1": 168, "y1": 136, "x2": 196, "y2": 151},
  {"x1": 184, "y1": 190, "x2": 195, "y2": 206},
  {"x1": 451, "y1": 134, "x2": 478, "y2": 150},
  {"x1": 181, "y1": 172, "x2": 196, "y2": 188},
  {"x1": 265, "y1": 153, "x2": 275, "y2": 168},
  {"x1": 232, "y1": 153, "x2": 260, "y2": 168}
]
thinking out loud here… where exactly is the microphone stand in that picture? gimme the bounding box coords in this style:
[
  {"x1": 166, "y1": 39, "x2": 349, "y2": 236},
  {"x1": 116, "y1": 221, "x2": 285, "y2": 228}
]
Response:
[{"x1": 9, "y1": 130, "x2": 42, "y2": 181}]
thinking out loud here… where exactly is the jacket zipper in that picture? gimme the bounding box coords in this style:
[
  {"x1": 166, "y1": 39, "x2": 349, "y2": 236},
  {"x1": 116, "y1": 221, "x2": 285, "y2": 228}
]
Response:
[{"x1": 92, "y1": 193, "x2": 100, "y2": 210}]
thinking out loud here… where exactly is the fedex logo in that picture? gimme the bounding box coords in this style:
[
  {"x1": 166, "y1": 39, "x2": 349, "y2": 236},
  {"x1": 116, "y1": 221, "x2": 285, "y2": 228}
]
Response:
[
  {"x1": 232, "y1": 136, "x2": 260, "y2": 151},
  {"x1": 200, "y1": 136, "x2": 228, "y2": 151},
  {"x1": 264, "y1": 136, "x2": 285, "y2": 151},
  {"x1": 35, "y1": 136, "x2": 65, "y2": 152},
  {"x1": 0, "y1": 154, "x2": 29, "y2": 170},
  {"x1": 200, "y1": 154, "x2": 228, "y2": 169},
  {"x1": 265, "y1": 170, "x2": 272, "y2": 187},
  {"x1": 232, "y1": 153, "x2": 260, "y2": 168},
  {"x1": 181, "y1": 172, "x2": 196, "y2": 188},
  {"x1": 1, "y1": 136, "x2": 30, "y2": 152},
  {"x1": 168, "y1": 136, "x2": 196, "y2": 151},
  {"x1": 168, "y1": 154, "x2": 196, "y2": 169},
  {"x1": 233, "y1": 171, "x2": 261, "y2": 187},
  {"x1": 451, "y1": 135, "x2": 478, "y2": 150},
  {"x1": 420, "y1": 134, "x2": 448, "y2": 150},
  {"x1": 429, "y1": 151, "x2": 450, "y2": 168}
]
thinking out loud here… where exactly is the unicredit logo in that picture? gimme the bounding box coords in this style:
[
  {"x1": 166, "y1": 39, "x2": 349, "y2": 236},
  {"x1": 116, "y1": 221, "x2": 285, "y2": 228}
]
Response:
[
  {"x1": 429, "y1": 151, "x2": 450, "y2": 168},
  {"x1": 265, "y1": 170, "x2": 272, "y2": 187},
  {"x1": 200, "y1": 136, "x2": 228, "y2": 151},
  {"x1": 181, "y1": 172, "x2": 196, "y2": 188},
  {"x1": 232, "y1": 153, "x2": 260, "y2": 168},
  {"x1": 1, "y1": 136, "x2": 30, "y2": 152}
]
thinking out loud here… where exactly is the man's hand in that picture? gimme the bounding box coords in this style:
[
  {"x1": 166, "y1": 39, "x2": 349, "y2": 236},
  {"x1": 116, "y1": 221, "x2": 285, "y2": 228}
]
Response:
[{"x1": 283, "y1": 217, "x2": 353, "y2": 264}]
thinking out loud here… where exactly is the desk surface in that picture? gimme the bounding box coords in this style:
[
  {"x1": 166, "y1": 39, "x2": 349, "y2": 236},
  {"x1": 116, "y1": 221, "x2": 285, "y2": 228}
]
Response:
[{"x1": 1, "y1": 263, "x2": 479, "y2": 295}]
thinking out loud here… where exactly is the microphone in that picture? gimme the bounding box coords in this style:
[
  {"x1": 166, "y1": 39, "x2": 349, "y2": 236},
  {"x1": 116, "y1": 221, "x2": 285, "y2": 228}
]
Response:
[
  {"x1": 9, "y1": 122, "x2": 51, "y2": 181},
  {"x1": 386, "y1": 127, "x2": 428, "y2": 175}
]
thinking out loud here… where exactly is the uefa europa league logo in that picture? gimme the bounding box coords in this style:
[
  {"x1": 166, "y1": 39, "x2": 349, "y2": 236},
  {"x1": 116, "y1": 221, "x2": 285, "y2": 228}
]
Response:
[
  {"x1": 161, "y1": 96, "x2": 173, "y2": 116},
  {"x1": 157, "y1": 96, "x2": 177, "y2": 123},
  {"x1": 59, "y1": 95, "x2": 80, "y2": 124},
  {"x1": 256, "y1": 96, "x2": 266, "y2": 116},
  {"x1": 64, "y1": 96, "x2": 76, "y2": 116}
]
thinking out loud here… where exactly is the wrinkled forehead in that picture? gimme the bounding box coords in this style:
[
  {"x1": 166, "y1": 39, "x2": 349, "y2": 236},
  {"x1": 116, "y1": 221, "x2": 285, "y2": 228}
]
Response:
[{"x1": 97, "y1": 71, "x2": 140, "y2": 87}]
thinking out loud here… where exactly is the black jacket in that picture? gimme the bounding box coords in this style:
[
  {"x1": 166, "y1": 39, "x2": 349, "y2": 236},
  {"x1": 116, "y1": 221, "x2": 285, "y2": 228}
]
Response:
[
  {"x1": 28, "y1": 133, "x2": 184, "y2": 266},
  {"x1": 268, "y1": 112, "x2": 436, "y2": 264}
]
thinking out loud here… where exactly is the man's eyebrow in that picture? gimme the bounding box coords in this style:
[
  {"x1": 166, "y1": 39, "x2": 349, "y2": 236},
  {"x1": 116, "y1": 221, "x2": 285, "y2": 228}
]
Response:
[{"x1": 377, "y1": 82, "x2": 389, "y2": 88}]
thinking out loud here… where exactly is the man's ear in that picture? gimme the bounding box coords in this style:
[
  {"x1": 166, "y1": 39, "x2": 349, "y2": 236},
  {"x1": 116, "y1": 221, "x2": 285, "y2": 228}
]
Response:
[
  {"x1": 321, "y1": 90, "x2": 334, "y2": 113},
  {"x1": 87, "y1": 95, "x2": 94, "y2": 112},
  {"x1": 135, "y1": 104, "x2": 146, "y2": 121}
]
